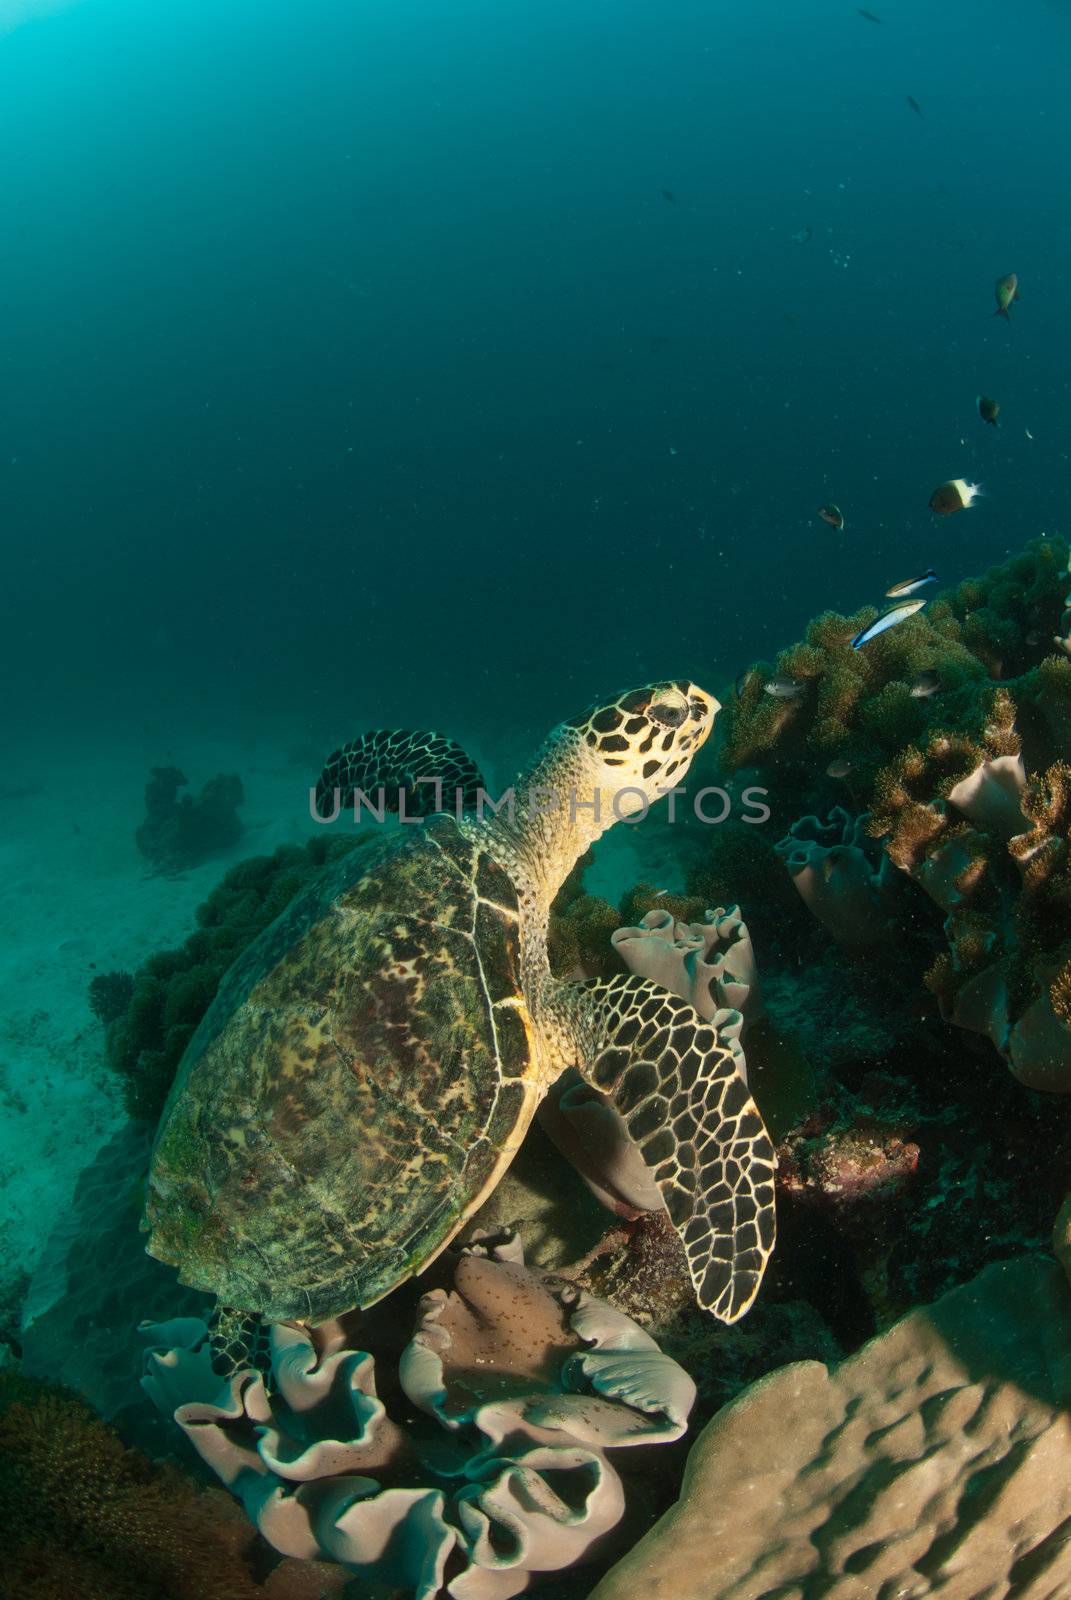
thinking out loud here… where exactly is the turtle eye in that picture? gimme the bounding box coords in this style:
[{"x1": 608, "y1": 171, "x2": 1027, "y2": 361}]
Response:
[{"x1": 648, "y1": 689, "x2": 689, "y2": 729}]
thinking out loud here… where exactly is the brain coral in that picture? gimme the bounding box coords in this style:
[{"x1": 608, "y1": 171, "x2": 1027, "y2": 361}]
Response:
[{"x1": 589, "y1": 1254, "x2": 1071, "y2": 1600}]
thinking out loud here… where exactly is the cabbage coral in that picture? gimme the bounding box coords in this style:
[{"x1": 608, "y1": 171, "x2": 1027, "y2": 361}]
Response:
[{"x1": 141, "y1": 1236, "x2": 696, "y2": 1600}]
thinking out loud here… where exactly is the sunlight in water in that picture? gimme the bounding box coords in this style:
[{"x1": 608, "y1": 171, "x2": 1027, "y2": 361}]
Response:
[{"x1": 0, "y1": 0, "x2": 80, "y2": 33}]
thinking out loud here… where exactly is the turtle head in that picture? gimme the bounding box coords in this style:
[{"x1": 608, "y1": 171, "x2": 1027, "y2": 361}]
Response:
[{"x1": 567, "y1": 680, "x2": 718, "y2": 817}]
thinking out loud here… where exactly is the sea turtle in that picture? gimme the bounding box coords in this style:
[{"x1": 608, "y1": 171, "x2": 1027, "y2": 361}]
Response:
[{"x1": 145, "y1": 681, "x2": 776, "y2": 1334}]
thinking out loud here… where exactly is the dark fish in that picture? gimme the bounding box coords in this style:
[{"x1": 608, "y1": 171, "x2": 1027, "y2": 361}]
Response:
[
  {"x1": 851, "y1": 600, "x2": 927, "y2": 650},
  {"x1": 858, "y1": 7, "x2": 882, "y2": 19},
  {"x1": 977, "y1": 394, "x2": 1000, "y2": 426},
  {"x1": 764, "y1": 675, "x2": 805, "y2": 699},
  {"x1": 929, "y1": 478, "x2": 981, "y2": 515},
  {"x1": 661, "y1": 189, "x2": 677, "y2": 204},
  {"x1": 907, "y1": 96, "x2": 923, "y2": 117},
  {"x1": 827, "y1": 758, "x2": 853, "y2": 779},
  {"x1": 910, "y1": 669, "x2": 943, "y2": 699},
  {"x1": 791, "y1": 225, "x2": 812, "y2": 244},
  {"x1": 818, "y1": 503, "x2": 845, "y2": 531},
  {"x1": 994, "y1": 272, "x2": 1019, "y2": 320},
  {"x1": 886, "y1": 569, "x2": 937, "y2": 599},
  {"x1": 735, "y1": 669, "x2": 755, "y2": 699}
]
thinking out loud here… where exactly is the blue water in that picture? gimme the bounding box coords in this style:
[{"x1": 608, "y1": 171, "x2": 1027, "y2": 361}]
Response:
[{"x1": 2, "y1": 0, "x2": 1068, "y2": 756}]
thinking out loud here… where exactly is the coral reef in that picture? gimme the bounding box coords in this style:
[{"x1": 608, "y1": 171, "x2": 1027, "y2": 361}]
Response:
[
  {"x1": 589, "y1": 1255, "x2": 1071, "y2": 1600},
  {"x1": 722, "y1": 535, "x2": 1068, "y2": 801},
  {"x1": 142, "y1": 1234, "x2": 695, "y2": 1600},
  {"x1": 101, "y1": 834, "x2": 369, "y2": 1121},
  {"x1": 718, "y1": 538, "x2": 1071, "y2": 1090},
  {"x1": 88, "y1": 968, "x2": 135, "y2": 1025},
  {"x1": 547, "y1": 892, "x2": 623, "y2": 980},
  {"x1": 873, "y1": 735, "x2": 1071, "y2": 1090},
  {"x1": 777, "y1": 1115, "x2": 919, "y2": 1223},
  {"x1": 136, "y1": 767, "x2": 246, "y2": 875},
  {"x1": 0, "y1": 1370, "x2": 343, "y2": 1599}
]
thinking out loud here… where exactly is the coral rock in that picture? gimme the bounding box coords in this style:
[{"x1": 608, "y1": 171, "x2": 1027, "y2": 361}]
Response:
[{"x1": 589, "y1": 1255, "x2": 1071, "y2": 1600}]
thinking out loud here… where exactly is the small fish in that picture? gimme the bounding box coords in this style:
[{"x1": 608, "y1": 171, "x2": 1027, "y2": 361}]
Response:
[
  {"x1": 826, "y1": 758, "x2": 853, "y2": 779},
  {"x1": 886, "y1": 569, "x2": 937, "y2": 599},
  {"x1": 994, "y1": 272, "x2": 1019, "y2": 320},
  {"x1": 858, "y1": 7, "x2": 881, "y2": 19},
  {"x1": 851, "y1": 600, "x2": 927, "y2": 650},
  {"x1": 910, "y1": 669, "x2": 943, "y2": 699},
  {"x1": 661, "y1": 188, "x2": 677, "y2": 204},
  {"x1": 1025, "y1": 427, "x2": 1034, "y2": 440},
  {"x1": 764, "y1": 675, "x2": 805, "y2": 699},
  {"x1": 977, "y1": 394, "x2": 1000, "y2": 426},
  {"x1": 818, "y1": 503, "x2": 845, "y2": 530},
  {"x1": 929, "y1": 478, "x2": 982, "y2": 515},
  {"x1": 906, "y1": 96, "x2": 923, "y2": 117},
  {"x1": 791, "y1": 225, "x2": 812, "y2": 245},
  {"x1": 735, "y1": 669, "x2": 755, "y2": 698},
  {"x1": 652, "y1": 888, "x2": 670, "y2": 899}
]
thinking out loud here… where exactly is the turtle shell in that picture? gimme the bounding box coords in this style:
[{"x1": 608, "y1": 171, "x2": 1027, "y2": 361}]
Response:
[{"x1": 145, "y1": 816, "x2": 536, "y2": 1322}]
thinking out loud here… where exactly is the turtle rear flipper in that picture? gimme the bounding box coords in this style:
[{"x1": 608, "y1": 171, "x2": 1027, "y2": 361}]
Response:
[
  {"x1": 571, "y1": 975, "x2": 776, "y2": 1322},
  {"x1": 208, "y1": 1304, "x2": 274, "y2": 1382},
  {"x1": 315, "y1": 729, "x2": 485, "y2": 819}
]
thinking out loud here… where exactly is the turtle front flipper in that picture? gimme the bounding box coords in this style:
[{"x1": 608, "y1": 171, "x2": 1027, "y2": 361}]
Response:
[
  {"x1": 315, "y1": 729, "x2": 485, "y2": 819},
  {"x1": 568, "y1": 975, "x2": 776, "y2": 1323}
]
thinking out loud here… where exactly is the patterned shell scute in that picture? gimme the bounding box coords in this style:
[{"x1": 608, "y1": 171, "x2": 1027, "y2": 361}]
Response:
[{"x1": 145, "y1": 816, "x2": 531, "y2": 1323}]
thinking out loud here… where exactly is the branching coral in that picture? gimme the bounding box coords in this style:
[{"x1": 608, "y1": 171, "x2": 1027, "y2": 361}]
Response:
[
  {"x1": 88, "y1": 968, "x2": 136, "y2": 1025},
  {"x1": 722, "y1": 537, "x2": 1067, "y2": 806},
  {"x1": 0, "y1": 1371, "x2": 331, "y2": 1600},
  {"x1": 142, "y1": 1235, "x2": 695, "y2": 1600},
  {"x1": 868, "y1": 690, "x2": 1023, "y2": 876},
  {"x1": 547, "y1": 893, "x2": 623, "y2": 980},
  {"x1": 1052, "y1": 959, "x2": 1071, "y2": 1026}
]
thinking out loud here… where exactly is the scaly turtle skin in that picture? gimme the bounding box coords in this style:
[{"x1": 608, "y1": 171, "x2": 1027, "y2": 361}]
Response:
[{"x1": 146, "y1": 682, "x2": 776, "y2": 1328}]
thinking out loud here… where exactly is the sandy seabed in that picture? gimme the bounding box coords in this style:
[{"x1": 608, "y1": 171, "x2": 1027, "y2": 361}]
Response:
[{"x1": 0, "y1": 720, "x2": 329, "y2": 1303}]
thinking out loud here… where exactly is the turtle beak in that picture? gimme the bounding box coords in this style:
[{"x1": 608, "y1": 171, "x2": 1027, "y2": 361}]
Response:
[{"x1": 687, "y1": 686, "x2": 720, "y2": 747}]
